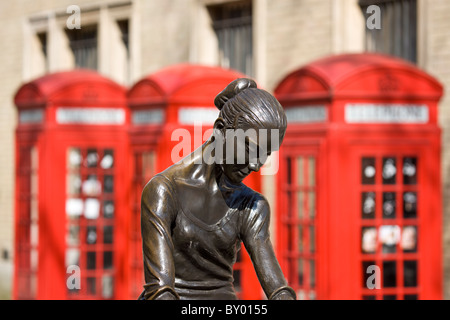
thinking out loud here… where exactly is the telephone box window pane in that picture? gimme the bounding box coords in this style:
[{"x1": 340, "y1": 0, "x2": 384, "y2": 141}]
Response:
[
  {"x1": 363, "y1": 295, "x2": 376, "y2": 300},
  {"x1": 404, "y1": 260, "x2": 417, "y2": 287},
  {"x1": 102, "y1": 276, "x2": 114, "y2": 299},
  {"x1": 82, "y1": 175, "x2": 101, "y2": 196},
  {"x1": 382, "y1": 157, "x2": 396, "y2": 184},
  {"x1": 66, "y1": 248, "x2": 80, "y2": 267},
  {"x1": 362, "y1": 192, "x2": 376, "y2": 219},
  {"x1": 383, "y1": 295, "x2": 396, "y2": 300},
  {"x1": 382, "y1": 192, "x2": 396, "y2": 218},
  {"x1": 309, "y1": 226, "x2": 315, "y2": 253},
  {"x1": 362, "y1": 157, "x2": 376, "y2": 184},
  {"x1": 362, "y1": 227, "x2": 377, "y2": 253},
  {"x1": 308, "y1": 157, "x2": 315, "y2": 186},
  {"x1": 103, "y1": 226, "x2": 113, "y2": 244},
  {"x1": 362, "y1": 260, "x2": 376, "y2": 288},
  {"x1": 86, "y1": 226, "x2": 97, "y2": 244},
  {"x1": 297, "y1": 157, "x2": 304, "y2": 186},
  {"x1": 403, "y1": 192, "x2": 417, "y2": 218},
  {"x1": 86, "y1": 149, "x2": 98, "y2": 168},
  {"x1": 104, "y1": 175, "x2": 114, "y2": 193},
  {"x1": 309, "y1": 191, "x2": 316, "y2": 219},
  {"x1": 84, "y1": 198, "x2": 100, "y2": 219},
  {"x1": 103, "y1": 200, "x2": 114, "y2": 219},
  {"x1": 297, "y1": 192, "x2": 304, "y2": 219},
  {"x1": 103, "y1": 251, "x2": 113, "y2": 269},
  {"x1": 403, "y1": 157, "x2": 417, "y2": 185},
  {"x1": 404, "y1": 294, "x2": 418, "y2": 300},
  {"x1": 298, "y1": 225, "x2": 304, "y2": 252},
  {"x1": 67, "y1": 225, "x2": 80, "y2": 246},
  {"x1": 298, "y1": 259, "x2": 304, "y2": 286},
  {"x1": 380, "y1": 225, "x2": 400, "y2": 254},
  {"x1": 401, "y1": 226, "x2": 417, "y2": 252},
  {"x1": 68, "y1": 148, "x2": 82, "y2": 169},
  {"x1": 383, "y1": 261, "x2": 397, "y2": 288},
  {"x1": 87, "y1": 252, "x2": 96, "y2": 270},
  {"x1": 101, "y1": 149, "x2": 114, "y2": 169},
  {"x1": 67, "y1": 173, "x2": 82, "y2": 195},
  {"x1": 287, "y1": 158, "x2": 292, "y2": 185},
  {"x1": 87, "y1": 277, "x2": 96, "y2": 295},
  {"x1": 310, "y1": 259, "x2": 316, "y2": 288}
]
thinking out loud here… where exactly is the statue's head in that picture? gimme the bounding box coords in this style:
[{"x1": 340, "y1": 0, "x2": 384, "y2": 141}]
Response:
[{"x1": 213, "y1": 78, "x2": 287, "y2": 183}]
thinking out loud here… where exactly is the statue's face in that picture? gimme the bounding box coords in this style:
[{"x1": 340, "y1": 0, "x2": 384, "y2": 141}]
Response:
[{"x1": 217, "y1": 123, "x2": 280, "y2": 184}]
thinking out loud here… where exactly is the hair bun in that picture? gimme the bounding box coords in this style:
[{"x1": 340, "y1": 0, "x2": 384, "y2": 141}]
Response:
[{"x1": 214, "y1": 78, "x2": 257, "y2": 110}]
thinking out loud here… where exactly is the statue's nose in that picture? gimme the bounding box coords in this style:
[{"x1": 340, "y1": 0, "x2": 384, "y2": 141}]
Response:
[{"x1": 248, "y1": 162, "x2": 262, "y2": 172}]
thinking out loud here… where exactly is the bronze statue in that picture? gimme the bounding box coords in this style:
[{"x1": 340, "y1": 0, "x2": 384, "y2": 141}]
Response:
[{"x1": 139, "y1": 78, "x2": 296, "y2": 300}]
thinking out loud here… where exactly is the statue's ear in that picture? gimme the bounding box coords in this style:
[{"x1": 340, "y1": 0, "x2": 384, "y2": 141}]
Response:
[{"x1": 213, "y1": 117, "x2": 226, "y2": 131}]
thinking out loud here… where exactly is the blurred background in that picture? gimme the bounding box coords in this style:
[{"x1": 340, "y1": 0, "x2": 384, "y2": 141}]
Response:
[{"x1": 0, "y1": 0, "x2": 449, "y2": 300}]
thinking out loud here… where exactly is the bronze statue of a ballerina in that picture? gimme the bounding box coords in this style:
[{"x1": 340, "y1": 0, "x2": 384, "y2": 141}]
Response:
[{"x1": 139, "y1": 78, "x2": 296, "y2": 300}]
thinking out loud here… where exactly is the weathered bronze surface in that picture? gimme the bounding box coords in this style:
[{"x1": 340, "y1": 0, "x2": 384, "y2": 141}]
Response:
[{"x1": 139, "y1": 78, "x2": 296, "y2": 300}]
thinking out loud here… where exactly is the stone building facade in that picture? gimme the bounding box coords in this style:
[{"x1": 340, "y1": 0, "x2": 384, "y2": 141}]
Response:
[{"x1": 0, "y1": 0, "x2": 449, "y2": 299}]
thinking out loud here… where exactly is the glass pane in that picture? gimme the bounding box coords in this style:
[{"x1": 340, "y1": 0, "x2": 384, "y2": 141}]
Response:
[
  {"x1": 383, "y1": 295, "x2": 396, "y2": 300},
  {"x1": 103, "y1": 251, "x2": 113, "y2": 269},
  {"x1": 297, "y1": 192, "x2": 304, "y2": 219},
  {"x1": 103, "y1": 226, "x2": 113, "y2": 244},
  {"x1": 383, "y1": 261, "x2": 397, "y2": 288},
  {"x1": 86, "y1": 226, "x2": 97, "y2": 244},
  {"x1": 308, "y1": 157, "x2": 315, "y2": 186},
  {"x1": 362, "y1": 157, "x2": 376, "y2": 184},
  {"x1": 379, "y1": 225, "x2": 400, "y2": 254},
  {"x1": 84, "y1": 198, "x2": 100, "y2": 220},
  {"x1": 362, "y1": 227, "x2": 377, "y2": 253},
  {"x1": 67, "y1": 173, "x2": 82, "y2": 195},
  {"x1": 362, "y1": 192, "x2": 376, "y2": 219},
  {"x1": 403, "y1": 192, "x2": 417, "y2": 218},
  {"x1": 382, "y1": 157, "x2": 396, "y2": 184},
  {"x1": 298, "y1": 225, "x2": 303, "y2": 252},
  {"x1": 82, "y1": 175, "x2": 101, "y2": 196},
  {"x1": 404, "y1": 294, "x2": 418, "y2": 300},
  {"x1": 308, "y1": 191, "x2": 315, "y2": 219},
  {"x1": 310, "y1": 259, "x2": 316, "y2": 288},
  {"x1": 65, "y1": 248, "x2": 80, "y2": 267},
  {"x1": 382, "y1": 192, "x2": 396, "y2": 218},
  {"x1": 363, "y1": 295, "x2": 376, "y2": 300},
  {"x1": 401, "y1": 226, "x2": 417, "y2": 252},
  {"x1": 362, "y1": 260, "x2": 376, "y2": 288},
  {"x1": 286, "y1": 158, "x2": 292, "y2": 185},
  {"x1": 67, "y1": 148, "x2": 82, "y2": 169},
  {"x1": 86, "y1": 149, "x2": 98, "y2": 168},
  {"x1": 297, "y1": 259, "x2": 304, "y2": 286},
  {"x1": 142, "y1": 152, "x2": 155, "y2": 181},
  {"x1": 67, "y1": 225, "x2": 80, "y2": 246},
  {"x1": 296, "y1": 157, "x2": 304, "y2": 186},
  {"x1": 104, "y1": 175, "x2": 114, "y2": 193},
  {"x1": 87, "y1": 252, "x2": 96, "y2": 270},
  {"x1": 87, "y1": 277, "x2": 96, "y2": 295},
  {"x1": 101, "y1": 149, "x2": 114, "y2": 169},
  {"x1": 102, "y1": 275, "x2": 114, "y2": 299},
  {"x1": 103, "y1": 200, "x2": 114, "y2": 219},
  {"x1": 309, "y1": 226, "x2": 315, "y2": 253},
  {"x1": 403, "y1": 157, "x2": 417, "y2": 185},
  {"x1": 404, "y1": 260, "x2": 417, "y2": 287}
]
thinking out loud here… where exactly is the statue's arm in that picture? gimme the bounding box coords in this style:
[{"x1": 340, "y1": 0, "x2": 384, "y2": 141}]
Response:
[
  {"x1": 241, "y1": 197, "x2": 296, "y2": 300},
  {"x1": 140, "y1": 174, "x2": 179, "y2": 300}
]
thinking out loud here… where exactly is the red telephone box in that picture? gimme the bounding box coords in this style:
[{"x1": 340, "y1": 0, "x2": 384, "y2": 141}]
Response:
[
  {"x1": 274, "y1": 53, "x2": 443, "y2": 300},
  {"x1": 13, "y1": 70, "x2": 130, "y2": 299},
  {"x1": 127, "y1": 64, "x2": 262, "y2": 299}
]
